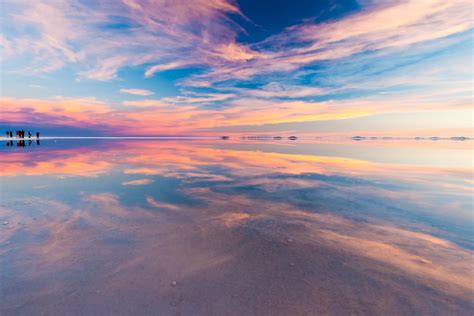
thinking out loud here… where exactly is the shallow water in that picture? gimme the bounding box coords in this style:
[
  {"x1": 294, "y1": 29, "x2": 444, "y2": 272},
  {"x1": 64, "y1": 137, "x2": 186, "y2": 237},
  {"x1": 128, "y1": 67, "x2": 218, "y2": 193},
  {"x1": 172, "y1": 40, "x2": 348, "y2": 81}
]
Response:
[{"x1": 0, "y1": 139, "x2": 473, "y2": 315}]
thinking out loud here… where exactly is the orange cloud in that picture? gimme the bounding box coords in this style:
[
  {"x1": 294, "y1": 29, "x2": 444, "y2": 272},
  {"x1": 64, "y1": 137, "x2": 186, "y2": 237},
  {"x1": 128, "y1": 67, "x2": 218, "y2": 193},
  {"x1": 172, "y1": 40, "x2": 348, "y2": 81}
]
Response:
[{"x1": 2, "y1": 89, "x2": 470, "y2": 136}]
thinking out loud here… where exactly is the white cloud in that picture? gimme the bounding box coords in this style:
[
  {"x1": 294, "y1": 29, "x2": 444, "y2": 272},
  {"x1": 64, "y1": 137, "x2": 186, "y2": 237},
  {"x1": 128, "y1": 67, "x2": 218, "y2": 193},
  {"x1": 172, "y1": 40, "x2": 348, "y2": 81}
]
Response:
[
  {"x1": 144, "y1": 61, "x2": 190, "y2": 78},
  {"x1": 120, "y1": 88, "x2": 154, "y2": 96},
  {"x1": 121, "y1": 179, "x2": 154, "y2": 186}
]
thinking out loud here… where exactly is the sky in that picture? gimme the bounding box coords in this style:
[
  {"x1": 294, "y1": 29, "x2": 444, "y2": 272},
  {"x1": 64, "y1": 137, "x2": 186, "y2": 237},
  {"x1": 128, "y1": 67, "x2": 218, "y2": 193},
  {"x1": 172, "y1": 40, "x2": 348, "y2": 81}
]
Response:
[{"x1": 0, "y1": 0, "x2": 472, "y2": 136}]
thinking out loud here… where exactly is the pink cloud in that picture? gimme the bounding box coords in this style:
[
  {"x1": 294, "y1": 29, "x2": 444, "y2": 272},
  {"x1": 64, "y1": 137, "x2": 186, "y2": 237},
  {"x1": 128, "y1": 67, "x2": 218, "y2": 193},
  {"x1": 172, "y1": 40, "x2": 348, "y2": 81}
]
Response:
[
  {"x1": 182, "y1": 0, "x2": 473, "y2": 86},
  {"x1": 122, "y1": 179, "x2": 154, "y2": 186},
  {"x1": 2, "y1": 88, "x2": 470, "y2": 136},
  {"x1": 3, "y1": 0, "x2": 471, "y2": 85},
  {"x1": 1, "y1": 0, "x2": 471, "y2": 135},
  {"x1": 3, "y1": 0, "x2": 249, "y2": 80},
  {"x1": 120, "y1": 88, "x2": 154, "y2": 96}
]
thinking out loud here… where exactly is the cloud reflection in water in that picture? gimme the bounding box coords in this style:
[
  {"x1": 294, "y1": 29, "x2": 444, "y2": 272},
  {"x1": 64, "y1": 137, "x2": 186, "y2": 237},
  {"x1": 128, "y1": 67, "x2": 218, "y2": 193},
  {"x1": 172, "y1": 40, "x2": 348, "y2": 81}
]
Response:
[{"x1": 0, "y1": 139, "x2": 473, "y2": 315}]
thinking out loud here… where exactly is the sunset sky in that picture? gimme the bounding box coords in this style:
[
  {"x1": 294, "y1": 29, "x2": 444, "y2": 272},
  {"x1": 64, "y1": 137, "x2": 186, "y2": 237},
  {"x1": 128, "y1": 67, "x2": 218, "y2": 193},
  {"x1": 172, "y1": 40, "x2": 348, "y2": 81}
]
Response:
[{"x1": 0, "y1": 0, "x2": 472, "y2": 136}]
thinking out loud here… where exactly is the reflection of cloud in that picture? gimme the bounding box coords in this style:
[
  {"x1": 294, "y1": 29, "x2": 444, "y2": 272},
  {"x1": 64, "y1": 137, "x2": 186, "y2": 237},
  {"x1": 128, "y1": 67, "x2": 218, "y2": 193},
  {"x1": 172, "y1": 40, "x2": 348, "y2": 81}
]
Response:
[
  {"x1": 213, "y1": 212, "x2": 252, "y2": 227},
  {"x1": 146, "y1": 196, "x2": 180, "y2": 211},
  {"x1": 3, "y1": 140, "x2": 472, "y2": 196},
  {"x1": 2, "y1": 143, "x2": 473, "y2": 313},
  {"x1": 286, "y1": 211, "x2": 471, "y2": 289},
  {"x1": 232, "y1": 178, "x2": 319, "y2": 193},
  {"x1": 187, "y1": 190, "x2": 474, "y2": 299},
  {"x1": 0, "y1": 148, "x2": 112, "y2": 177},
  {"x1": 121, "y1": 178, "x2": 154, "y2": 186}
]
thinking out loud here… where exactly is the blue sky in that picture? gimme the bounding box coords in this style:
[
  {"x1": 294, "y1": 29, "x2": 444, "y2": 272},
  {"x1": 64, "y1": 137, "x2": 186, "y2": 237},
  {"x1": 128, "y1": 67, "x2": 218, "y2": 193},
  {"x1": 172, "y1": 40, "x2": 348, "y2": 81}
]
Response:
[{"x1": 0, "y1": 0, "x2": 472, "y2": 136}]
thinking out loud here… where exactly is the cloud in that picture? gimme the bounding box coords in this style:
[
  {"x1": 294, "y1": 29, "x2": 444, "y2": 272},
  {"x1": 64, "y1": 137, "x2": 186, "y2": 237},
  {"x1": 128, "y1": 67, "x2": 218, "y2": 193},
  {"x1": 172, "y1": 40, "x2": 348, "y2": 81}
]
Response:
[
  {"x1": 180, "y1": 0, "x2": 472, "y2": 87},
  {"x1": 122, "y1": 99, "x2": 169, "y2": 108},
  {"x1": 1, "y1": 0, "x2": 471, "y2": 134},
  {"x1": 122, "y1": 179, "x2": 154, "y2": 186},
  {"x1": 78, "y1": 56, "x2": 130, "y2": 81},
  {"x1": 259, "y1": 0, "x2": 472, "y2": 70},
  {"x1": 120, "y1": 88, "x2": 154, "y2": 96},
  {"x1": 4, "y1": 0, "x2": 471, "y2": 84},
  {"x1": 241, "y1": 82, "x2": 326, "y2": 98},
  {"x1": 1, "y1": 87, "x2": 471, "y2": 136},
  {"x1": 144, "y1": 61, "x2": 191, "y2": 78},
  {"x1": 210, "y1": 42, "x2": 264, "y2": 62},
  {"x1": 2, "y1": 0, "x2": 246, "y2": 80}
]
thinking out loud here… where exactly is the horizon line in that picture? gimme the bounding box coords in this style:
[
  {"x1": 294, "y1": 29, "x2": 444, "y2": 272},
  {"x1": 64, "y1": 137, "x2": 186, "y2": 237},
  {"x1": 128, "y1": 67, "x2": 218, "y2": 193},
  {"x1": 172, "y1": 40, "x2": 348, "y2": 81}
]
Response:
[{"x1": 0, "y1": 135, "x2": 471, "y2": 141}]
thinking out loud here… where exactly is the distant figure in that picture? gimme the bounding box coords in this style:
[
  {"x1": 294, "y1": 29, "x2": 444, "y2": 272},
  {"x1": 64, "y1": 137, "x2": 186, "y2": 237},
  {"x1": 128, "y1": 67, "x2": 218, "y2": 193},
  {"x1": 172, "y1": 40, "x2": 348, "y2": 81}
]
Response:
[
  {"x1": 28, "y1": 131, "x2": 32, "y2": 138},
  {"x1": 36, "y1": 132, "x2": 40, "y2": 138},
  {"x1": 9, "y1": 131, "x2": 12, "y2": 138},
  {"x1": 5, "y1": 131, "x2": 9, "y2": 138}
]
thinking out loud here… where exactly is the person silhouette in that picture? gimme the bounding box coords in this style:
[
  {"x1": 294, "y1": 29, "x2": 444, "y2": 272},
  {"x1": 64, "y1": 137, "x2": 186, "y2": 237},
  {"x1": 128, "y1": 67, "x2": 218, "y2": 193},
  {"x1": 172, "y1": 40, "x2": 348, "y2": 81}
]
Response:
[
  {"x1": 28, "y1": 131, "x2": 32, "y2": 138},
  {"x1": 36, "y1": 132, "x2": 40, "y2": 138},
  {"x1": 10, "y1": 131, "x2": 13, "y2": 138}
]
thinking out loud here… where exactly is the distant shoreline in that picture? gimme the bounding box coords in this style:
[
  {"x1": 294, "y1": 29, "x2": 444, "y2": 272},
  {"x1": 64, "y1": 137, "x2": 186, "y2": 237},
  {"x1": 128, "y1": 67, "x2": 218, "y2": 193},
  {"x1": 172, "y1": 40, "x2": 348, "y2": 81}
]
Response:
[{"x1": 0, "y1": 136, "x2": 471, "y2": 141}]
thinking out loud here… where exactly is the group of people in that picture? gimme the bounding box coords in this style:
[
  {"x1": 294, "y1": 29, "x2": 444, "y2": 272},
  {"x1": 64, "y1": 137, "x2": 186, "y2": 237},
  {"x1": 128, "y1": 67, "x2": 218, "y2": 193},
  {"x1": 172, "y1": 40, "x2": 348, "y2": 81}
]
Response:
[{"x1": 4, "y1": 130, "x2": 40, "y2": 139}]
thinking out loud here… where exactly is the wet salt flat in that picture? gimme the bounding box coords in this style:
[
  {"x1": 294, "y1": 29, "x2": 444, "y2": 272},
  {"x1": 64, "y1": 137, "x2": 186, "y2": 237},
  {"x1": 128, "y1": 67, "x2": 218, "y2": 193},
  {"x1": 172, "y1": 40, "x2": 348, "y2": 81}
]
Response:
[{"x1": 0, "y1": 139, "x2": 473, "y2": 315}]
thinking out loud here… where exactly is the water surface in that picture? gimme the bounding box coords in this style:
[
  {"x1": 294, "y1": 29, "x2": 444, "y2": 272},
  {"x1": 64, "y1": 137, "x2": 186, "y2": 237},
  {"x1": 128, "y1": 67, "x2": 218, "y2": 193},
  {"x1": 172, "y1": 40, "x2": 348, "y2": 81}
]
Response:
[{"x1": 0, "y1": 139, "x2": 473, "y2": 315}]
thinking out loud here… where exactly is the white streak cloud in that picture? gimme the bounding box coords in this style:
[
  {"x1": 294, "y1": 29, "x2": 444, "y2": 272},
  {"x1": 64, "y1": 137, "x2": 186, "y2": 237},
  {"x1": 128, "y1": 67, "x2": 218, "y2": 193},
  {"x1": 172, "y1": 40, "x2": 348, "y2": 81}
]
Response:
[{"x1": 120, "y1": 88, "x2": 154, "y2": 96}]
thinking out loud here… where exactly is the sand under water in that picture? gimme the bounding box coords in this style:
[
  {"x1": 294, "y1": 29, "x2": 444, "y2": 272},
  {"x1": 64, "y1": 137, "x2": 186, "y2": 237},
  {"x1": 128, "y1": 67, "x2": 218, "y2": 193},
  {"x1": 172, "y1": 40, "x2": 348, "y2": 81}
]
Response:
[{"x1": 0, "y1": 138, "x2": 473, "y2": 315}]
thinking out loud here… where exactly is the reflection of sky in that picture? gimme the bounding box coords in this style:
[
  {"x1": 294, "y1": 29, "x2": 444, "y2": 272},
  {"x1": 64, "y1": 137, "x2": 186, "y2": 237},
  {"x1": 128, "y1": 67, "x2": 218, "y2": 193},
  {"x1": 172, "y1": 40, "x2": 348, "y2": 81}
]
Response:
[{"x1": 1, "y1": 140, "x2": 473, "y2": 314}]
